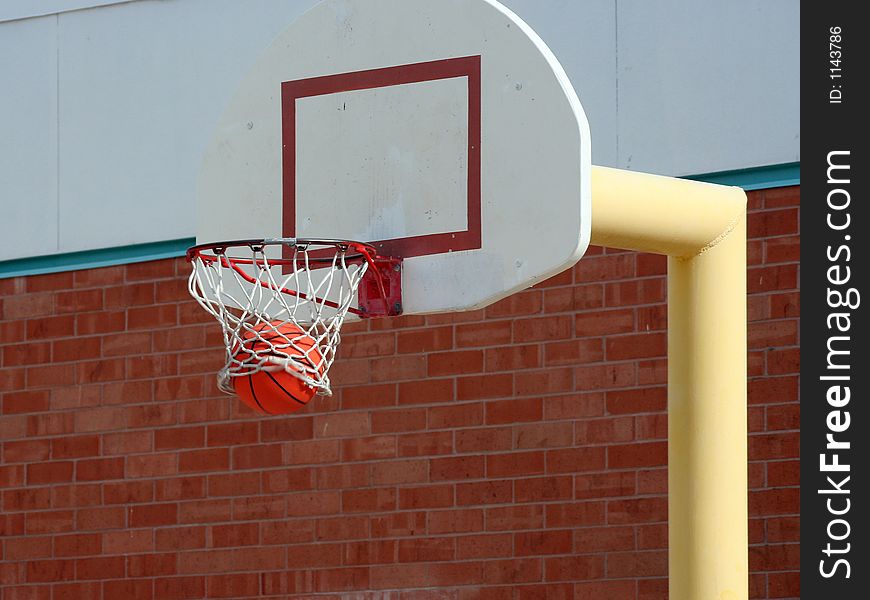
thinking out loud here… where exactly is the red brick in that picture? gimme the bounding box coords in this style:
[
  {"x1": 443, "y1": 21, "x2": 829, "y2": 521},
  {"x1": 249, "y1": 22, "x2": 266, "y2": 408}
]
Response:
[
  {"x1": 485, "y1": 291, "x2": 542, "y2": 318},
  {"x1": 428, "y1": 508, "x2": 484, "y2": 534},
  {"x1": 76, "y1": 555, "x2": 126, "y2": 579},
  {"x1": 575, "y1": 471, "x2": 637, "y2": 499},
  {"x1": 102, "y1": 579, "x2": 154, "y2": 600},
  {"x1": 606, "y1": 386, "x2": 666, "y2": 414},
  {"x1": 129, "y1": 503, "x2": 178, "y2": 527},
  {"x1": 636, "y1": 253, "x2": 667, "y2": 276},
  {"x1": 341, "y1": 383, "x2": 397, "y2": 409},
  {"x1": 25, "y1": 559, "x2": 75, "y2": 583},
  {"x1": 316, "y1": 515, "x2": 369, "y2": 541},
  {"x1": 316, "y1": 463, "x2": 369, "y2": 489},
  {"x1": 372, "y1": 408, "x2": 427, "y2": 433},
  {"x1": 371, "y1": 459, "x2": 427, "y2": 485},
  {"x1": 456, "y1": 374, "x2": 513, "y2": 400},
  {"x1": 546, "y1": 447, "x2": 607, "y2": 473},
  {"x1": 750, "y1": 488, "x2": 799, "y2": 516},
  {"x1": 314, "y1": 412, "x2": 370, "y2": 438},
  {"x1": 767, "y1": 516, "x2": 799, "y2": 543},
  {"x1": 543, "y1": 555, "x2": 604, "y2": 581},
  {"x1": 262, "y1": 468, "x2": 315, "y2": 495},
  {"x1": 27, "y1": 461, "x2": 74, "y2": 485},
  {"x1": 397, "y1": 326, "x2": 453, "y2": 353},
  {"x1": 211, "y1": 471, "x2": 263, "y2": 495},
  {"x1": 429, "y1": 350, "x2": 484, "y2": 376},
  {"x1": 178, "y1": 499, "x2": 232, "y2": 524},
  {"x1": 514, "y1": 422, "x2": 573, "y2": 449},
  {"x1": 749, "y1": 264, "x2": 798, "y2": 293},
  {"x1": 178, "y1": 448, "x2": 229, "y2": 473},
  {"x1": 210, "y1": 522, "x2": 259, "y2": 548},
  {"x1": 486, "y1": 397, "x2": 542, "y2": 424},
  {"x1": 4, "y1": 439, "x2": 50, "y2": 462},
  {"x1": 371, "y1": 355, "x2": 428, "y2": 382},
  {"x1": 456, "y1": 480, "x2": 513, "y2": 506},
  {"x1": 397, "y1": 430, "x2": 452, "y2": 456},
  {"x1": 368, "y1": 511, "x2": 426, "y2": 539},
  {"x1": 767, "y1": 460, "x2": 799, "y2": 487},
  {"x1": 608, "y1": 441, "x2": 667, "y2": 468},
  {"x1": 103, "y1": 430, "x2": 153, "y2": 455},
  {"x1": 76, "y1": 457, "x2": 125, "y2": 481},
  {"x1": 429, "y1": 402, "x2": 483, "y2": 429},
  {"x1": 634, "y1": 470, "x2": 665, "y2": 497},
  {"x1": 515, "y1": 476, "x2": 573, "y2": 502},
  {"x1": 607, "y1": 550, "x2": 668, "y2": 578},
  {"x1": 398, "y1": 484, "x2": 454, "y2": 510},
  {"x1": 3, "y1": 293, "x2": 54, "y2": 319},
  {"x1": 50, "y1": 435, "x2": 99, "y2": 459},
  {"x1": 486, "y1": 505, "x2": 544, "y2": 531},
  {"x1": 103, "y1": 529, "x2": 154, "y2": 554},
  {"x1": 574, "y1": 309, "x2": 634, "y2": 337},
  {"x1": 456, "y1": 533, "x2": 513, "y2": 559},
  {"x1": 606, "y1": 332, "x2": 666, "y2": 361},
  {"x1": 53, "y1": 533, "x2": 101, "y2": 557},
  {"x1": 3, "y1": 390, "x2": 50, "y2": 414},
  {"x1": 606, "y1": 278, "x2": 666, "y2": 307},
  {"x1": 607, "y1": 497, "x2": 668, "y2": 524},
  {"x1": 397, "y1": 537, "x2": 454, "y2": 562},
  {"x1": 749, "y1": 543, "x2": 799, "y2": 571},
  {"x1": 482, "y1": 558, "x2": 543, "y2": 584},
  {"x1": 100, "y1": 331, "x2": 152, "y2": 357},
  {"x1": 341, "y1": 488, "x2": 396, "y2": 513},
  {"x1": 762, "y1": 186, "x2": 799, "y2": 208},
  {"x1": 156, "y1": 526, "x2": 207, "y2": 551},
  {"x1": 342, "y1": 435, "x2": 396, "y2": 461},
  {"x1": 156, "y1": 469, "x2": 213, "y2": 510},
  {"x1": 515, "y1": 530, "x2": 572, "y2": 556},
  {"x1": 103, "y1": 480, "x2": 153, "y2": 505},
  {"x1": 575, "y1": 254, "x2": 635, "y2": 282},
  {"x1": 513, "y1": 316, "x2": 573, "y2": 342},
  {"x1": 431, "y1": 455, "x2": 485, "y2": 481},
  {"x1": 487, "y1": 451, "x2": 545, "y2": 478},
  {"x1": 456, "y1": 321, "x2": 512, "y2": 347},
  {"x1": 544, "y1": 339, "x2": 603, "y2": 367},
  {"x1": 485, "y1": 345, "x2": 540, "y2": 372},
  {"x1": 749, "y1": 432, "x2": 799, "y2": 460},
  {"x1": 25, "y1": 315, "x2": 74, "y2": 341},
  {"x1": 154, "y1": 576, "x2": 205, "y2": 599},
  {"x1": 399, "y1": 378, "x2": 454, "y2": 405},
  {"x1": 515, "y1": 368, "x2": 573, "y2": 396},
  {"x1": 770, "y1": 292, "x2": 799, "y2": 318}
]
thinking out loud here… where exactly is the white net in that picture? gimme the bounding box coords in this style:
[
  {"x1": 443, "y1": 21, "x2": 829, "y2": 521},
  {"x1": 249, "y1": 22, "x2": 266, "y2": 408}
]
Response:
[{"x1": 187, "y1": 240, "x2": 369, "y2": 397}]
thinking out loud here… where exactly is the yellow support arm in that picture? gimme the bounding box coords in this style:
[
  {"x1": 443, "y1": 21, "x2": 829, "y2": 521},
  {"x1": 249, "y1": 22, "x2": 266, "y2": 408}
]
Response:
[{"x1": 590, "y1": 166, "x2": 748, "y2": 600}]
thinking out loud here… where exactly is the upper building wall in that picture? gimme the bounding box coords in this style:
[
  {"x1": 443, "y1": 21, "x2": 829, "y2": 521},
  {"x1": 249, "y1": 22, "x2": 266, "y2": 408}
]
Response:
[{"x1": 0, "y1": 0, "x2": 799, "y2": 261}]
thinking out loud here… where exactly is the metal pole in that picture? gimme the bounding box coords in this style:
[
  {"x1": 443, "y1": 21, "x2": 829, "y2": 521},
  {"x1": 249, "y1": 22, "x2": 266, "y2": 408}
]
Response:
[{"x1": 590, "y1": 166, "x2": 748, "y2": 600}]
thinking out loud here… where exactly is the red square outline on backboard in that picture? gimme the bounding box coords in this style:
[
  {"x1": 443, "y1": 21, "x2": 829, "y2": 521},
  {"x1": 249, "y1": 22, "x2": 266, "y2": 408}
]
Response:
[{"x1": 281, "y1": 55, "x2": 482, "y2": 258}]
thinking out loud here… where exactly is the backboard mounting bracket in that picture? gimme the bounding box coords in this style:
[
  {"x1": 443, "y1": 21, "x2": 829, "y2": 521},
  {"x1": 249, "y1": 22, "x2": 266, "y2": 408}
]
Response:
[{"x1": 358, "y1": 256, "x2": 403, "y2": 318}]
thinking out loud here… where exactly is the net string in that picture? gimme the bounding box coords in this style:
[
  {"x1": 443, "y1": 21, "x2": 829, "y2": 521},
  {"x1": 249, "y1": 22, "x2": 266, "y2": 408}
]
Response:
[{"x1": 188, "y1": 242, "x2": 368, "y2": 397}]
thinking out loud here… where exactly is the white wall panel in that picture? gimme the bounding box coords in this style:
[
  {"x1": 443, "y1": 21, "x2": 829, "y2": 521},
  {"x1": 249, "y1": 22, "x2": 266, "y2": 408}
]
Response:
[
  {"x1": 617, "y1": 0, "x2": 800, "y2": 175},
  {"x1": 57, "y1": 0, "x2": 317, "y2": 253},
  {"x1": 502, "y1": 0, "x2": 617, "y2": 166},
  {"x1": 2, "y1": 0, "x2": 800, "y2": 262},
  {"x1": 0, "y1": 16, "x2": 59, "y2": 261}
]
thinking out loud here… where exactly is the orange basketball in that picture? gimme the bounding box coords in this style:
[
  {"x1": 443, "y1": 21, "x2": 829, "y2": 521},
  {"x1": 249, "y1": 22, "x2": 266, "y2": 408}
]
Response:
[{"x1": 231, "y1": 321, "x2": 323, "y2": 415}]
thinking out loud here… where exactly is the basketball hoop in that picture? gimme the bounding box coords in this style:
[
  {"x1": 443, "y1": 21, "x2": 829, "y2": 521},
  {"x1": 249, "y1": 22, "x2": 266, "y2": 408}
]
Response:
[{"x1": 187, "y1": 238, "x2": 401, "y2": 397}]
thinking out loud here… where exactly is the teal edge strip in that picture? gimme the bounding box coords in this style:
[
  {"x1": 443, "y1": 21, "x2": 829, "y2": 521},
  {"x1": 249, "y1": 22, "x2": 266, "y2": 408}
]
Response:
[
  {"x1": 1, "y1": 162, "x2": 800, "y2": 280},
  {"x1": 0, "y1": 238, "x2": 195, "y2": 280},
  {"x1": 684, "y1": 162, "x2": 800, "y2": 191}
]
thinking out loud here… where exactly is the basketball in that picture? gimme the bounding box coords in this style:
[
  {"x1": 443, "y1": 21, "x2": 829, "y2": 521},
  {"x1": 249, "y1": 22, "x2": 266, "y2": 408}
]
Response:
[{"x1": 231, "y1": 321, "x2": 323, "y2": 415}]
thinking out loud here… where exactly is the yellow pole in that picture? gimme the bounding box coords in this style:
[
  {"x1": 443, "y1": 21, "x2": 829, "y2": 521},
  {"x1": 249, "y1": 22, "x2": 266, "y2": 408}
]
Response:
[{"x1": 590, "y1": 166, "x2": 748, "y2": 600}]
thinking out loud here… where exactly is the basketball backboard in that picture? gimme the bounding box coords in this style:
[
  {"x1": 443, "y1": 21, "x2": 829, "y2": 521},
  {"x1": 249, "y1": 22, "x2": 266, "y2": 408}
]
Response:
[{"x1": 198, "y1": 0, "x2": 591, "y2": 316}]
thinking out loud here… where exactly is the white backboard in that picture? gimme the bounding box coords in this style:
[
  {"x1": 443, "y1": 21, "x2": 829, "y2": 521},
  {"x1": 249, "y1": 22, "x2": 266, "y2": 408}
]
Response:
[{"x1": 198, "y1": 0, "x2": 591, "y2": 315}]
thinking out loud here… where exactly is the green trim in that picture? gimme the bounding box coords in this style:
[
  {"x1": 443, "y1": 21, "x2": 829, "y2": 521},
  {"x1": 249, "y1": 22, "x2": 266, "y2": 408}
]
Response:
[
  {"x1": 685, "y1": 162, "x2": 800, "y2": 191},
  {"x1": 0, "y1": 238, "x2": 195, "y2": 279},
  {"x1": 0, "y1": 162, "x2": 800, "y2": 280}
]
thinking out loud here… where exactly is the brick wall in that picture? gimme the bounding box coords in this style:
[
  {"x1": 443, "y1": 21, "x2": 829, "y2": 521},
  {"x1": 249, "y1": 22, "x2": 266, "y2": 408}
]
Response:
[{"x1": 0, "y1": 187, "x2": 799, "y2": 599}]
